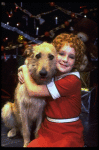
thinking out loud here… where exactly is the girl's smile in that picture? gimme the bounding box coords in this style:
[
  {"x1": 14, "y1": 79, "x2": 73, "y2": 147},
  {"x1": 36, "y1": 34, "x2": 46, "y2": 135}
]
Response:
[{"x1": 56, "y1": 44, "x2": 75, "y2": 75}]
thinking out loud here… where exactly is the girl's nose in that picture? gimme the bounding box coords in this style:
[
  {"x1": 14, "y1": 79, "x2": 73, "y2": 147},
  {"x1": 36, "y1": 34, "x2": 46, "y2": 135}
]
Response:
[{"x1": 63, "y1": 55, "x2": 68, "y2": 63}]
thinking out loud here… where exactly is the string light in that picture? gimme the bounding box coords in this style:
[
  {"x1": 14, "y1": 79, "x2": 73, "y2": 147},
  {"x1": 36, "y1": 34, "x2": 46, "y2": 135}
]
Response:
[
  {"x1": 16, "y1": 22, "x2": 20, "y2": 26},
  {"x1": 1, "y1": 22, "x2": 42, "y2": 47},
  {"x1": 84, "y1": 15, "x2": 87, "y2": 18},
  {"x1": 14, "y1": 3, "x2": 58, "y2": 18},
  {"x1": 7, "y1": 22, "x2": 9, "y2": 25},
  {"x1": 8, "y1": 14, "x2": 12, "y2": 18},
  {"x1": 5, "y1": 37, "x2": 8, "y2": 40}
]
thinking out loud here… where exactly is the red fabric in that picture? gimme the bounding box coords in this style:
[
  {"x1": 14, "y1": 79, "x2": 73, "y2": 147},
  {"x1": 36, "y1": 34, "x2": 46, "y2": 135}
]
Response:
[{"x1": 27, "y1": 75, "x2": 84, "y2": 147}]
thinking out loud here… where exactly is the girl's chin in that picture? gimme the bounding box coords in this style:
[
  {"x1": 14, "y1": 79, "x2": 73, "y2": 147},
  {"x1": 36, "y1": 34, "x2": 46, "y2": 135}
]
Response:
[
  {"x1": 59, "y1": 67, "x2": 72, "y2": 73},
  {"x1": 56, "y1": 64, "x2": 73, "y2": 74}
]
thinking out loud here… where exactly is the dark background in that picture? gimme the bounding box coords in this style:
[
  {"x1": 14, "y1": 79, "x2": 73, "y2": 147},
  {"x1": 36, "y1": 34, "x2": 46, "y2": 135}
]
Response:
[{"x1": 1, "y1": 2, "x2": 98, "y2": 47}]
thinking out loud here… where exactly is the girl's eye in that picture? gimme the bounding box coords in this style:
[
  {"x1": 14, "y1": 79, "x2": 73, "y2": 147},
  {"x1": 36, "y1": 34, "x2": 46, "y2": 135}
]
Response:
[
  {"x1": 59, "y1": 52, "x2": 65, "y2": 56},
  {"x1": 69, "y1": 55, "x2": 75, "y2": 59}
]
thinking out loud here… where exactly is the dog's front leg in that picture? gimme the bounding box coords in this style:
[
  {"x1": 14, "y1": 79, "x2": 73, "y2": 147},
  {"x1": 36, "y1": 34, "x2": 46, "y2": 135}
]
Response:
[
  {"x1": 34, "y1": 114, "x2": 42, "y2": 139},
  {"x1": 20, "y1": 106, "x2": 30, "y2": 147},
  {"x1": 35, "y1": 101, "x2": 46, "y2": 138}
]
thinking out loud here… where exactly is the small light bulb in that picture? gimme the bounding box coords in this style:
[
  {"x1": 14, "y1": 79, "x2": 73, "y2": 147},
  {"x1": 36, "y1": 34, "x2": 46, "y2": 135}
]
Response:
[{"x1": 84, "y1": 15, "x2": 87, "y2": 18}]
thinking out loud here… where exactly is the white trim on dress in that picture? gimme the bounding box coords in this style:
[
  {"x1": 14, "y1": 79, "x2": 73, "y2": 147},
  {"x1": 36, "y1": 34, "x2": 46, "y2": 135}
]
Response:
[
  {"x1": 47, "y1": 116, "x2": 79, "y2": 123},
  {"x1": 47, "y1": 72, "x2": 80, "y2": 100}
]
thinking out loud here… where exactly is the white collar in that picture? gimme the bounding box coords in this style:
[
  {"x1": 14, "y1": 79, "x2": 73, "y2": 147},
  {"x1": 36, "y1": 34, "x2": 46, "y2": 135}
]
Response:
[{"x1": 55, "y1": 71, "x2": 80, "y2": 81}]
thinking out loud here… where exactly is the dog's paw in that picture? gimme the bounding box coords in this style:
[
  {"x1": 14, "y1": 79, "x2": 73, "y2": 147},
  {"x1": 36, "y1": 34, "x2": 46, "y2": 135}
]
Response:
[
  {"x1": 34, "y1": 132, "x2": 39, "y2": 139},
  {"x1": 7, "y1": 128, "x2": 16, "y2": 138}
]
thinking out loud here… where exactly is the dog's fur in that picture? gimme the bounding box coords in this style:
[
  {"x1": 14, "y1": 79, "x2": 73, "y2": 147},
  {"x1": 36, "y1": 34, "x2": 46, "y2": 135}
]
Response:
[{"x1": 1, "y1": 42, "x2": 57, "y2": 147}]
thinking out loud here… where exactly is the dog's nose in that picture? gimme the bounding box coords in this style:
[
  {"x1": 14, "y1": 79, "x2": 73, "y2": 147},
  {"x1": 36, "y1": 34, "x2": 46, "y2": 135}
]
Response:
[{"x1": 39, "y1": 68, "x2": 47, "y2": 77}]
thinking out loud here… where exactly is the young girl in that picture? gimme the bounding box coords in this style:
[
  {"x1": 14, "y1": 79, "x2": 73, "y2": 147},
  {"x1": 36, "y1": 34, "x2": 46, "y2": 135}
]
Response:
[{"x1": 18, "y1": 33, "x2": 86, "y2": 147}]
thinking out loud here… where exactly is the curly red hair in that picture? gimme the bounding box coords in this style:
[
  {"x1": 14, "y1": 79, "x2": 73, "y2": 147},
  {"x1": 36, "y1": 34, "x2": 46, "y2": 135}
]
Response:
[{"x1": 52, "y1": 33, "x2": 86, "y2": 70}]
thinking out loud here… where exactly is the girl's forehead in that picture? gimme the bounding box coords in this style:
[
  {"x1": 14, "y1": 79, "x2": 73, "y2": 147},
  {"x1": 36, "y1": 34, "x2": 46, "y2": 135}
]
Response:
[{"x1": 60, "y1": 44, "x2": 75, "y2": 55}]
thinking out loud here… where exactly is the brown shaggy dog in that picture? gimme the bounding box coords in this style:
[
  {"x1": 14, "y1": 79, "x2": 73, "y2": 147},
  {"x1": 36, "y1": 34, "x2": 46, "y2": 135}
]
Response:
[{"x1": 1, "y1": 42, "x2": 57, "y2": 147}]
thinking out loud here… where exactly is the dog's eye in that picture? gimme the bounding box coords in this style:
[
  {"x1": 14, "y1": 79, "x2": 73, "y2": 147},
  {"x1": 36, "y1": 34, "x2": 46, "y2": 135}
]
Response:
[
  {"x1": 35, "y1": 53, "x2": 41, "y2": 59},
  {"x1": 48, "y1": 54, "x2": 54, "y2": 60}
]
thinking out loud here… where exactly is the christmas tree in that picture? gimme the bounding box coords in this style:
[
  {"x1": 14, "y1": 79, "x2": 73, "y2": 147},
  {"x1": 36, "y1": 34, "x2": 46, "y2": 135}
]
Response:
[{"x1": 1, "y1": 2, "x2": 98, "y2": 97}]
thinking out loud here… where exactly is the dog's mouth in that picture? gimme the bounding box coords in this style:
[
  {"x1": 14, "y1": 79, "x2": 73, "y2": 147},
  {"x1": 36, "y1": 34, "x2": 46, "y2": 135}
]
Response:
[{"x1": 40, "y1": 76, "x2": 47, "y2": 81}]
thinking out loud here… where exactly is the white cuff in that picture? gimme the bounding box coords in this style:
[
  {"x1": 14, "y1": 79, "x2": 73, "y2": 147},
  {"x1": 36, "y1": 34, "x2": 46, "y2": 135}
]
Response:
[{"x1": 47, "y1": 78, "x2": 60, "y2": 100}]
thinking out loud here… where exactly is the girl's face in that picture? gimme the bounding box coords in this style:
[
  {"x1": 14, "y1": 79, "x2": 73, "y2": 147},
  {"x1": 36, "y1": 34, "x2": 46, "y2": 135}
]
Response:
[{"x1": 56, "y1": 44, "x2": 75, "y2": 75}]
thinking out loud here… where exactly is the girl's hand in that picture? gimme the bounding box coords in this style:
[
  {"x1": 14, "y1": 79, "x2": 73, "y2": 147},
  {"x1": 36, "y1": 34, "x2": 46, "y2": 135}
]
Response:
[
  {"x1": 18, "y1": 65, "x2": 26, "y2": 84},
  {"x1": 18, "y1": 65, "x2": 50, "y2": 97},
  {"x1": 18, "y1": 71, "x2": 24, "y2": 84},
  {"x1": 18, "y1": 65, "x2": 33, "y2": 84}
]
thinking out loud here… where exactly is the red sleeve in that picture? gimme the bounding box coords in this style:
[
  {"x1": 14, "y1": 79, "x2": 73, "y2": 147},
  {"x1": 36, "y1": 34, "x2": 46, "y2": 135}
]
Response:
[{"x1": 55, "y1": 75, "x2": 81, "y2": 97}]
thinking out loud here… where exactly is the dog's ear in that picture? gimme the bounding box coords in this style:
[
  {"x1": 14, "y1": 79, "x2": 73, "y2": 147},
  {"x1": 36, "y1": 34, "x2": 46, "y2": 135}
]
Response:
[
  {"x1": 30, "y1": 53, "x2": 34, "y2": 58},
  {"x1": 22, "y1": 44, "x2": 35, "y2": 57},
  {"x1": 29, "y1": 44, "x2": 39, "y2": 58}
]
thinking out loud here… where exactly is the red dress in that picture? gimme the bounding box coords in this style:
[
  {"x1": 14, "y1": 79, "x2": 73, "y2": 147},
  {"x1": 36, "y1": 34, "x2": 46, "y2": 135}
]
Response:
[{"x1": 27, "y1": 72, "x2": 84, "y2": 147}]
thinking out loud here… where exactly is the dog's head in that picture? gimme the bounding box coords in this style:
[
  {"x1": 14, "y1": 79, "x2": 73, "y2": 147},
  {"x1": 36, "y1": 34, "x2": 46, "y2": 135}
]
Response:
[{"x1": 25, "y1": 42, "x2": 57, "y2": 84}]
